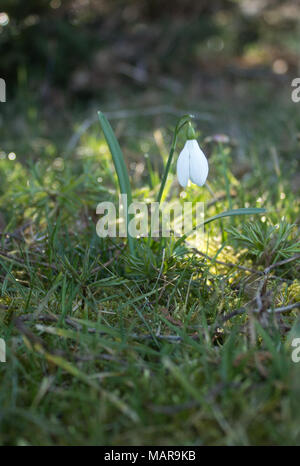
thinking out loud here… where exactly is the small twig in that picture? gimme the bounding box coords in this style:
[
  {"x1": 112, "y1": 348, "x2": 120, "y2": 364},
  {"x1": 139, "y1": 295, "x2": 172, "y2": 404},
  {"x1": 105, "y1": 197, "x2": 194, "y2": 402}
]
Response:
[
  {"x1": 192, "y1": 247, "x2": 292, "y2": 283},
  {"x1": 255, "y1": 277, "x2": 266, "y2": 314},
  {"x1": 0, "y1": 221, "x2": 32, "y2": 240},
  {"x1": 192, "y1": 248, "x2": 260, "y2": 275},
  {"x1": 221, "y1": 307, "x2": 247, "y2": 322},
  {"x1": 220, "y1": 298, "x2": 300, "y2": 323},
  {"x1": 264, "y1": 254, "x2": 300, "y2": 274},
  {"x1": 253, "y1": 254, "x2": 300, "y2": 321},
  {"x1": 0, "y1": 248, "x2": 58, "y2": 271},
  {"x1": 17, "y1": 314, "x2": 198, "y2": 343},
  {"x1": 270, "y1": 302, "x2": 300, "y2": 314}
]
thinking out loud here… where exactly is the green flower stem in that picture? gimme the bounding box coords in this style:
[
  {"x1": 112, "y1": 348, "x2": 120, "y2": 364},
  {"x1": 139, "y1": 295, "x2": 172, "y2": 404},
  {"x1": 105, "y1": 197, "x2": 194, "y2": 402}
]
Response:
[{"x1": 156, "y1": 115, "x2": 191, "y2": 205}]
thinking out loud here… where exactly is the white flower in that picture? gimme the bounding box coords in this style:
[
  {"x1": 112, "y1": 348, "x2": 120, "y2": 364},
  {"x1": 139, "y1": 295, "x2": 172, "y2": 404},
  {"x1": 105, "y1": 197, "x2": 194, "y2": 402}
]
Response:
[{"x1": 176, "y1": 139, "x2": 209, "y2": 188}]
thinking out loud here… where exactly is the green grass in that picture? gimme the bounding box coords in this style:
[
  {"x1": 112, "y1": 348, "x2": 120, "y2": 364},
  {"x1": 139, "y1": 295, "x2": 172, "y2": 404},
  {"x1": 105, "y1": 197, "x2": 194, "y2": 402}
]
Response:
[{"x1": 0, "y1": 84, "x2": 300, "y2": 446}]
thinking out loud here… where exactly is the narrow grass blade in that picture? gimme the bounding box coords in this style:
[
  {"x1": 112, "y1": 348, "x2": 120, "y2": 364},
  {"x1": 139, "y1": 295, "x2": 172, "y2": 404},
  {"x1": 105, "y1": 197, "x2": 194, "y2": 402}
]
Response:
[{"x1": 97, "y1": 111, "x2": 135, "y2": 255}]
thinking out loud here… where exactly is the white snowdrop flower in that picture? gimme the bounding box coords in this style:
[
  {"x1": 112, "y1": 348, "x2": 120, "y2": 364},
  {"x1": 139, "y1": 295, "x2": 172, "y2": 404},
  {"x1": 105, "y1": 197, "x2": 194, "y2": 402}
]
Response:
[{"x1": 176, "y1": 125, "x2": 209, "y2": 188}]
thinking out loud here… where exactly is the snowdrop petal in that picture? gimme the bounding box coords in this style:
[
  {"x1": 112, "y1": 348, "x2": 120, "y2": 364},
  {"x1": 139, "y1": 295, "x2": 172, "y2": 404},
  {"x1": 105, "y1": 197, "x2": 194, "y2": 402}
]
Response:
[
  {"x1": 176, "y1": 142, "x2": 190, "y2": 188},
  {"x1": 188, "y1": 140, "x2": 209, "y2": 187}
]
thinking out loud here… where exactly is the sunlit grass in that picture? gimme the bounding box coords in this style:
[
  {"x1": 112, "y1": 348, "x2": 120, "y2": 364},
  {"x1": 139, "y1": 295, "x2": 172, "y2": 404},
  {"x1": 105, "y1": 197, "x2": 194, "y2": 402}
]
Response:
[{"x1": 0, "y1": 86, "x2": 300, "y2": 446}]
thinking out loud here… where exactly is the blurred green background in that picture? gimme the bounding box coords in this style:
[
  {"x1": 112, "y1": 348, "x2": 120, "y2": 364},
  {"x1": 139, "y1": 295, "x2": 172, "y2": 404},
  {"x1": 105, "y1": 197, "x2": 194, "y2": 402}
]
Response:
[
  {"x1": 1, "y1": 0, "x2": 300, "y2": 228},
  {"x1": 1, "y1": 1, "x2": 300, "y2": 447},
  {"x1": 1, "y1": 0, "x2": 300, "y2": 165},
  {"x1": 1, "y1": 0, "x2": 299, "y2": 101}
]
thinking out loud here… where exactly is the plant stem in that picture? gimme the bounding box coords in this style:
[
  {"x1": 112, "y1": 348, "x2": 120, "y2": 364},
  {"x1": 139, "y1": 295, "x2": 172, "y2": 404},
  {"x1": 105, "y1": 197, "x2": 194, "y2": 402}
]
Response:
[
  {"x1": 156, "y1": 117, "x2": 190, "y2": 205},
  {"x1": 156, "y1": 136, "x2": 177, "y2": 205}
]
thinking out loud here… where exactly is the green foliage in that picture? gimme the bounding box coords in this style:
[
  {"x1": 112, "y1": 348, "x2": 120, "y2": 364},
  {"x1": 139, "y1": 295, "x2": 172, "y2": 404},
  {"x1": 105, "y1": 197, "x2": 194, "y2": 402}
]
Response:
[
  {"x1": 1, "y1": 45, "x2": 300, "y2": 445},
  {"x1": 1, "y1": 0, "x2": 299, "y2": 94},
  {"x1": 98, "y1": 111, "x2": 135, "y2": 255},
  {"x1": 227, "y1": 220, "x2": 300, "y2": 267}
]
